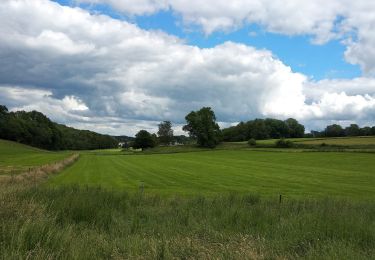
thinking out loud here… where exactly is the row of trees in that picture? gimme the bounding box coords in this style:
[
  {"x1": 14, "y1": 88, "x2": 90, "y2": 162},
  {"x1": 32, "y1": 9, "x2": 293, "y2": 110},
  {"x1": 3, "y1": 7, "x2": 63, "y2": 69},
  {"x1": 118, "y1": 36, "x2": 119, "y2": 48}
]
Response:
[
  {"x1": 133, "y1": 107, "x2": 306, "y2": 149},
  {"x1": 222, "y1": 118, "x2": 305, "y2": 142},
  {"x1": 131, "y1": 121, "x2": 193, "y2": 149},
  {"x1": 132, "y1": 108, "x2": 221, "y2": 149},
  {"x1": 0, "y1": 105, "x2": 117, "y2": 150},
  {"x1": 311, "y1": 124, "x2": 375, "y2": 138}
]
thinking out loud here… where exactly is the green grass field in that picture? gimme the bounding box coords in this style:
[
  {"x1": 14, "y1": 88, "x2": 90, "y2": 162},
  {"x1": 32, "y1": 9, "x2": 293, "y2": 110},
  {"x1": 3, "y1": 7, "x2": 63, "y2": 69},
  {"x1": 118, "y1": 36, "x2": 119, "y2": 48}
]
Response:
[
  {"x1": 253, "y1": 136, "x2": 375, "y2": 146},
  {"x1": 0, "y1": 139, "x2": 71, "y2": 175},
  {"x1": 1, "y1": 139, "x2": 375, "y2": 258},
  {"x1": 48, "y1": 149, "x2": 375, "y2": 199}
]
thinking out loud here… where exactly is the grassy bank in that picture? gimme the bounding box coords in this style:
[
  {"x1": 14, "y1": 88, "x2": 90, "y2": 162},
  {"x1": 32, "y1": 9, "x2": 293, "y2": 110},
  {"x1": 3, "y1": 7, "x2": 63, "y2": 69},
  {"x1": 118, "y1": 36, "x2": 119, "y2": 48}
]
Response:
[{"x1": 0, "y1": 139, "x2": 71, "y2": 175}]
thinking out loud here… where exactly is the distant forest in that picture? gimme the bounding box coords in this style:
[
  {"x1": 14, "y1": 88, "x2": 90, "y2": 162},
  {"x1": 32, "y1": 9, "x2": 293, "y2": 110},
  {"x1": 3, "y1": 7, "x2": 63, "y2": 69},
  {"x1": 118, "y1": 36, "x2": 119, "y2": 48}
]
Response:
[{"x1": 0, "y1": 105, "x2": 117, "y2": 150}]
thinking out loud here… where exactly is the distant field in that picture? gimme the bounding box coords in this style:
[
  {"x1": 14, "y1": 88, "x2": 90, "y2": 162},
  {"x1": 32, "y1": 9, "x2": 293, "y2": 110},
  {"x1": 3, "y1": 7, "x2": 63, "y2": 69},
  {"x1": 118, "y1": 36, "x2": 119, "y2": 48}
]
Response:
[
  {"x1": 298, "y1": 136, "x2": 375, "y2": 146},
  {"x1": 255, "y1": 136, "x2": 375, "y2": 146},
  {"x1": 0, "y1": 139, "x2": 70, "y2": 175},
  {"x1": 49, "y1": 150, "x2": 375, "y2": 199}
]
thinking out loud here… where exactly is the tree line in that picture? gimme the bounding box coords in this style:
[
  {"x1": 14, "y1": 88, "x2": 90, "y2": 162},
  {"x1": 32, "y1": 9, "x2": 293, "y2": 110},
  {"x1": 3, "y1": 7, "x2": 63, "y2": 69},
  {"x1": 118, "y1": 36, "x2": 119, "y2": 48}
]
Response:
[
  {"x1": 222, "y1": 118, "x2": 305, "y2": 142},
  {"x1": 131, "y1": 108, "x2": 307, "y2": 149},
  {"x1": 0, "y1": 105, "x2": 117, "y2": 150},
  {"x1": 133, "y1": 107, "x2": 375, "y2": 149},
  {"x1": 311, "y1": 124, "x2": 375, "y2": 138},
  {"x1": 2, "y1": 104, "x2": 375, "y2": 151}
]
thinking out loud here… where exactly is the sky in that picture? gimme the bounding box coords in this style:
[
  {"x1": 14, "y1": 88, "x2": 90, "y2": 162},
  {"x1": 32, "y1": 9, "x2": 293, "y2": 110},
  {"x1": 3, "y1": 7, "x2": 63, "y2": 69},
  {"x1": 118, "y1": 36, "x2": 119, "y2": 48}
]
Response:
[{"x1": 0, "y1": 0, "x2": 375, "y2": 136}]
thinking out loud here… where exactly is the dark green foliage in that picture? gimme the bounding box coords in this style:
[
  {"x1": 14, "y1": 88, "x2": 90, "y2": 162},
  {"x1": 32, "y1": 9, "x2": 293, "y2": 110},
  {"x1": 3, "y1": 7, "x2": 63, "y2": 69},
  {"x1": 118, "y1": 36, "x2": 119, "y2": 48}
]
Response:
[
  {"x1": 325, "y1": 124, "x2": 344, "y2": 137},
  {"x1": 275, "y1": 138, "x2": 294, "y2": 148},
  {"x1": 133, "y1": 130, "x2": 156, "y2": 149},
  {"x1": 222, "y1": 118, "x2": 305, "y2": 141},
  {"x1": 345, "y1": 124, "x2": 361, "y2": 136},
  {"x1": 0, "y1": 105, "x2": 117, "y2": 150},
  {"x1": 56, "y1": 124, "x2": 117, "y2": 150},
  {"x1": 313, "y1": 123, "x2": 375, "y2": 138},
  {"x1": 157, "y1": 121, "x2": 174, "y2": 145},
  {"x1": 285, "y1": 118, "x2": 305, "y2": 138},
  {"x1": 247, "y1": 138, "x2": 256, "y2": 146},
  {"x1": 183, "y1": 107, "x2": 221, "y2": 148}
]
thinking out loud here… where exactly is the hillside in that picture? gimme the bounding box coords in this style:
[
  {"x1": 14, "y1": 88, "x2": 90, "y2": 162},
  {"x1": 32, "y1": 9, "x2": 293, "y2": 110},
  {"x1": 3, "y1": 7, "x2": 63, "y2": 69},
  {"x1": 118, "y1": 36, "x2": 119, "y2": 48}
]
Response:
[
  {"x1": 0, "y1": 105, "x2": 117, "y2": 150},
  {"x1": 0, "y1": 139, "x2": 71, "y2": 175}
]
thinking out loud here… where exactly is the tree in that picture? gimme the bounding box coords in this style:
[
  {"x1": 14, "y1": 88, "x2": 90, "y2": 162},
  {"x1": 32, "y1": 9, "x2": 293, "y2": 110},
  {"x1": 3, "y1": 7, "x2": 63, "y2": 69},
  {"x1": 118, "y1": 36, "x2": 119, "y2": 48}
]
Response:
[
  {"x1": 133, "y1": 130, "x2": 156, "y2": 149},
  {"x1": 183, "y1": 107, "x2": 221, "y2": 148},
  {"x1": 157, "y1": 121, "x2": 173, "y2": 145},
  {"x1": 285, "y1": 118, "x2": 305, "y2": 138},
  {"x1": 325, "y1": 124, "x2": 344, "y2": 137},
  {"x1": 361, "y1": 126, "x2": 372, "y2": 136},
  {"x1": 264, "y1": 118, "x2": 289, "y2": 138},
  {"x1": 248, "y1": 119, "x2": 269, "y2": 140},
  {"x1": 345, "y1": 124, "x2": 361, "y2": 136}
]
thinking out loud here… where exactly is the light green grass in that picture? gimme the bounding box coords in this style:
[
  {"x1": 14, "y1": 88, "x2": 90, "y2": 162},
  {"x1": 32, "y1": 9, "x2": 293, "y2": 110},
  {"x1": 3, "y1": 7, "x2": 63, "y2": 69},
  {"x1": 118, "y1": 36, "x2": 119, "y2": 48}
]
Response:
[
  {"x1": 49, "y1": 150, "x2": 375, "y2": 199},
  {"x1": 0, "y1": 139, "x2": 71, "y2": 175}
]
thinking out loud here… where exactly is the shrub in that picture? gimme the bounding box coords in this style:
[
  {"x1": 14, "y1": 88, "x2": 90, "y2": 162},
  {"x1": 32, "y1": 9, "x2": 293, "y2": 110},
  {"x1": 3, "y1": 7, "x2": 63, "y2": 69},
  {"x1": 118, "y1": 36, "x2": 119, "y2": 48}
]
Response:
[
  {"x1": 247, "y1": 138, "x2": 256, "y2": 146},
  {"x1": 275, "y1": 138, "x2": 294, "y2": 148}
]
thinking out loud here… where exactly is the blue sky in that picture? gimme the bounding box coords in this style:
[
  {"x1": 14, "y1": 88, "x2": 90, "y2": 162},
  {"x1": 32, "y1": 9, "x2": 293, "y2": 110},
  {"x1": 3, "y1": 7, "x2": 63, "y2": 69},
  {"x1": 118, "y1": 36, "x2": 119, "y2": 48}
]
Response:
[{"x1": 54, "y1": 0, "x2": 361, "y2": 80}]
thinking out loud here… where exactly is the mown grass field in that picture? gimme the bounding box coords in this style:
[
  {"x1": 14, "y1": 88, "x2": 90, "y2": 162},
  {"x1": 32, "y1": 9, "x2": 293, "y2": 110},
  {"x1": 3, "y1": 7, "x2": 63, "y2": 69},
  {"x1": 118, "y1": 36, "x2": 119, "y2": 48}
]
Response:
[
  {"x1": 48, "y1": 149, "x2": 375, "y2": 199},
  {"x1": 0, "y1": 139, "x2": 70, "y2": 175}
]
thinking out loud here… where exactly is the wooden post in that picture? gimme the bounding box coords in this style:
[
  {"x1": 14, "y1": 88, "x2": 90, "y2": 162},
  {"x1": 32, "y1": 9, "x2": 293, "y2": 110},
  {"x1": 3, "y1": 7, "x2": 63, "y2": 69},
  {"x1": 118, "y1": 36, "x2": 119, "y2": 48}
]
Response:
[
  {"x1": 279, "y1": 194, "x2": 282, "y2": 204},
  {"x1": 139, "y1": 182, "x2": 144, "y2": 195}
]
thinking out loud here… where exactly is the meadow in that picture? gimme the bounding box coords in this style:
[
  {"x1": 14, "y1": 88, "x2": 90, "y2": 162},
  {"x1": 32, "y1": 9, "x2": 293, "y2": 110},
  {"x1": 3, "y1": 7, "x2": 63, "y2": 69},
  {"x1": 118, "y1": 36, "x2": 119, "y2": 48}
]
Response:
[{"x1": 1, "y1": 138, "x2": 375, "y2": 259}]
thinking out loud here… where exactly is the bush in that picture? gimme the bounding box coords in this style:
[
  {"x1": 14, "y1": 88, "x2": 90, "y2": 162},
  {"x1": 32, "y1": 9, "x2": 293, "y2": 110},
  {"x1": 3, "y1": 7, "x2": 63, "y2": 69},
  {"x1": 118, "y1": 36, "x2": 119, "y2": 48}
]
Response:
[
  {"x1": 275, "y1": 138, "x2": 294, "y2": 148},
  {"x1": 247, "y1": 138, "x2": 256, "y2": 146}
]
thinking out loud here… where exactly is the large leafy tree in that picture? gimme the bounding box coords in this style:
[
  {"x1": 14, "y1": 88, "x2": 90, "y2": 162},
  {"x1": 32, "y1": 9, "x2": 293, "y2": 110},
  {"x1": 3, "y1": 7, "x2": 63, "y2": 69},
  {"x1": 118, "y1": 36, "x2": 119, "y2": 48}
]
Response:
[
  {"x1": 157, "y1": 121, "x2": 173, "y2": 145},
  {"x1": 133, "y1": 130, "x2": 156, "y2": 149},
  {"x1": 345, "y1": 124, "x2": 361, "y2": 136},
  {"x1": 183, "y1": 107, "x2": 221, "y2": 148},
  {"x1": 285, "y1": 118, "x2": 305, "y2": 138},
  {"x1": 325, "y1": 124, "x2": 344, "y2": 137}
]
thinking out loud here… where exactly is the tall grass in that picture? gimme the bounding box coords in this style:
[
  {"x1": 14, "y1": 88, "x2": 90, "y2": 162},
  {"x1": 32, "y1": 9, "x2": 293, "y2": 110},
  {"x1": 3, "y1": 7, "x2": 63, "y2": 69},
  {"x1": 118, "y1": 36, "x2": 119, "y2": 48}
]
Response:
[{"x1": 1, "y1": 184, "x2": 374, "y2": 259}]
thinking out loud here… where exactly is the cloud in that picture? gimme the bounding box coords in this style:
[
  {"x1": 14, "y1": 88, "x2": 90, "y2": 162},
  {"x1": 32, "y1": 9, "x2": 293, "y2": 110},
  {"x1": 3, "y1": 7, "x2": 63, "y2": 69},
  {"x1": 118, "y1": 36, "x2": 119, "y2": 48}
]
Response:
[
  {"x1": 0, "y1": 0, "x2": 374, "y2": 136},
  {"x1": 76, "y1": 0, "x2": 375, "y2": 76}
]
